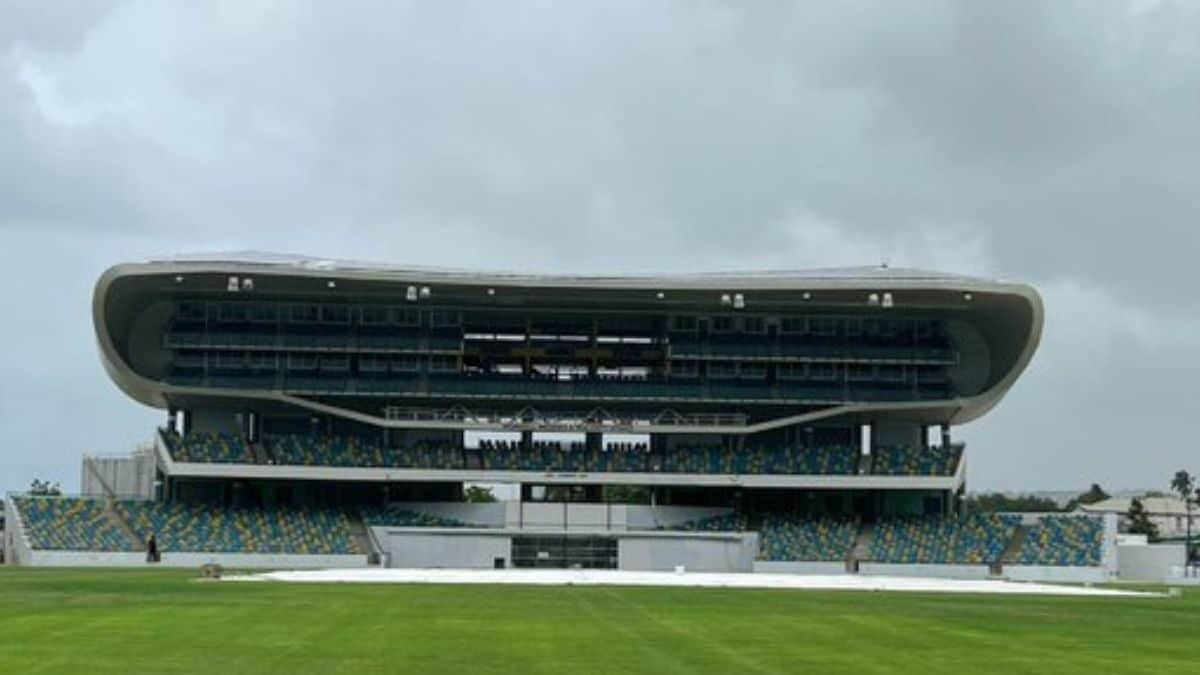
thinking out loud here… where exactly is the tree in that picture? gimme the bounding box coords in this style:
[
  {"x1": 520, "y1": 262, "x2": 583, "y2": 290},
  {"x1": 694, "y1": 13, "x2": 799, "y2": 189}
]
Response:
[
  {"x1": 28, "y1": 479, "x2": 61, "y2": 496},
  {"x1": 1064, "y1": 483, "x2": 1110, "y2": 512},
  {"x1": 1126, "y1": 498, "x2": 1159, "y2": 541},
  {"x1": 1172, "y1": 471, "x2": 1197, "y2": 575},
  {"x1": 966, "y1": 492, "x2": 1060, "y2": 513},
  {"x1": 463, "y1": 485, "x2": 497, "y2": 503}
]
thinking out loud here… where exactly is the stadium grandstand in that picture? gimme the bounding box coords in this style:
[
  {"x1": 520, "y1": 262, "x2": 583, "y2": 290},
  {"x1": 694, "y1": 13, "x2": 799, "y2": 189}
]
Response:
[{"x1": 2, "y1": 253, "x2": 1115, "y2": 580}]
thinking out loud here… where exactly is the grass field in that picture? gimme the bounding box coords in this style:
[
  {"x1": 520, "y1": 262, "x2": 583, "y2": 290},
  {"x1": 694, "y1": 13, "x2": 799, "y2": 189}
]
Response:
[{"x1": 1, "y1": 568, "x2": 1197, "y2": 674}]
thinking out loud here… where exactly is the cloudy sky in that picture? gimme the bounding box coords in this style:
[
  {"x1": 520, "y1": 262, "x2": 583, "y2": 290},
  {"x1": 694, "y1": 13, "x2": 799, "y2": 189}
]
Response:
[{"x1": 2, "y1": 0, "x2": 1198, "y2": 495}]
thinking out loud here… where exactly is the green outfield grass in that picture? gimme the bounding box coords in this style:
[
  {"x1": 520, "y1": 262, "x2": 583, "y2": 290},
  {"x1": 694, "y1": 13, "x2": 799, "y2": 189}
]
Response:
[{"x1": 0, "y1": 568, "x2": 1196, "y2": 674}]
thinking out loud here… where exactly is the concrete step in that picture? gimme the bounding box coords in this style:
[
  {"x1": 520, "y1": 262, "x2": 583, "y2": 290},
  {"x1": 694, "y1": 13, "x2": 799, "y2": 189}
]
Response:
[
  {"x1": 105, "y1": 499, "x2": 144, "y2": 552},
  {"x1": 847, "y1": 522, "x2": 874, "y2": 572},
  {"x1": 1000, "y1": 524, "x2": 1029, "y2": 565}
]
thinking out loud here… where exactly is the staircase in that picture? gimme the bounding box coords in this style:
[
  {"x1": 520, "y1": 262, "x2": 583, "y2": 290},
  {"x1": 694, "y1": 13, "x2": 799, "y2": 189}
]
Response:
[
  {"x1": 1000, "y1": 524, "x2": 1028, "y2": 566},
  {"x1": 347, "y1": 513, "x2": 377, "y2": 562},
  {"x1": 83, "y1": 457, "x2": 145, "y2": 552},
  {"x1": 104, "y1": 500, "x2": 144, "y2": 552},
  {"x1": 847, "y1": 523, "x2": 874, "y2": 572},
  {"x1": 856, "y1": 451, "x2": 874, "y2": 476}
]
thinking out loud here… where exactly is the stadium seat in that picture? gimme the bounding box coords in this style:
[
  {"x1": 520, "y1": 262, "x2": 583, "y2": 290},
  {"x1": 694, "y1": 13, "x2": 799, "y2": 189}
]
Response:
[
  {"x1": 871, "y1": 445, "x2": 962, "y2": 476},
  {"x1": 758, "y1": 514, "x2": 860, "y2": 562},
  {"x1": 867, "y1": 514, "x2": 1018, "y2": 564},
  {"x1": 1018, "y1": 516, "x2": 1103, "y2": 566},
  {"x1": 162, "y1": 429, "x2": 255, "y2": 464},
  {"x1": 12, "y1": 496, "x2": 138, "y2": 551},
  {"x1": 114, "y1": 501, "x2": 362, "y2": 555}
]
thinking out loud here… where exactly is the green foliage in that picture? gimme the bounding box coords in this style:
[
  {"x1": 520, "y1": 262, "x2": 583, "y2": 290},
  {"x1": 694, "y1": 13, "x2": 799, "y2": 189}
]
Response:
[
  {"x1": 1170, "y1": 470, "x2": 1194, "y2": 502},
  {"x1": 1125, "y1": 498, "x2": 1160, "y2": 541},
  {"x1": 27, "y1": 479, "x2": 61, "y2": 496},
  {"x1": 462, "y1": 485, "x2": 497, "y2": 503},
  {"x1": 603, "y1": 485, "x2": 652, "y2": 504},
  {"x1": 1063, "y1": 484, "x2": 1110, "y2": 512},
  {"x1": 965, "y1": 492, "x2": 1060, "y2": 513}
]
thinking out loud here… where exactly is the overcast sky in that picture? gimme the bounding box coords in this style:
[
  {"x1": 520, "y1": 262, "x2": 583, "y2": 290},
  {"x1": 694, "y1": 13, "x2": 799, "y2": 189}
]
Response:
[{"x1": 2, "y1": 1, "x2": 1199, "y2": 495}]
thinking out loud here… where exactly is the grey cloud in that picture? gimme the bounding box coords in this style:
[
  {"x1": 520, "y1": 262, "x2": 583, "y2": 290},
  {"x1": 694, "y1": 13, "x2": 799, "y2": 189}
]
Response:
[{"x1": 1, "y1": 1, "x2": 1198, "y2": 492}]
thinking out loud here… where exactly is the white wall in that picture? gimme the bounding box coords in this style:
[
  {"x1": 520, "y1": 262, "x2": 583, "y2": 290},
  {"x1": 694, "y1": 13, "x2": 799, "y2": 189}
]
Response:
[
  {"x1": 754, "y1": 561, "x2": 846, "y2": 575},
  {"x1": 1004, "y1": 565, "x2": 1107, "y2": 584},
  {"x1": 3, "y1": 495, "x2": 31, "y2": 566},
  {"x1": 377, "y1": 529, "x2": 512, "y2": 569},
  {"x1": 81, "y1": 452, "x2": 156, "y2": 499},
  {"x1": 1117, "y1": 543, "x2": 1186, "y2": 582},
  {"x1": 617, "y1": 533, "x2": 757, "y2": 573},
  {"x1": 859, "y1": 563, "x2": 992, "y2": 580}
]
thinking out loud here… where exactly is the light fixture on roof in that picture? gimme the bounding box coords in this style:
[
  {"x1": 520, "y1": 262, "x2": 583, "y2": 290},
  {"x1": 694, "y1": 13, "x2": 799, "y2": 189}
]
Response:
[
  {"x1": 419, "y1": 286, "x2": 431, "y2": 299},
  {"x1": 656, "y1": 292, "x2": 665, "y2": 300},
  {"x1": 487, "y1": 288, "x2": 496, "y2": 297},
  {"x1": 326, "y1": 280, "x2": 336, "y2": 289},
  {"x1": 881, "y1": 292, "x2": 893, "y2": 309},
  {"x1": 720, "y1": 293, "x2": 732, "y2": 306},
  {"x1": 802, "y1": 292, "x2": 811, "y2": 300},
  {"x1": 868, "y1": 292, "x2": 880, "y2": 305},
  {"x1": 227, "y1": 276, "x2": 239, "y2": 292},
  {"x1": 242, "y1": 278, "x2": 254, "y2": 291},
  {"x1": 733, "y1": 293, "x2": 745, "y2": 309},
  {"x1": 406, "y1": 285, "x2": 418, "y2": 302},
  {"x1": 174, "y1": 275, "x2": 184, "y2": 284},
  {"x1": 963, "y1": 292, "x2": 973, "y2": 302}
]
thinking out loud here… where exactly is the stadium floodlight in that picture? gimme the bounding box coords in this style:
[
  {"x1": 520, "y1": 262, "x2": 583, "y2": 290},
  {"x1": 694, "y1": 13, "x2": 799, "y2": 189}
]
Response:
[
  {"x1": 406, "y1": 285, "x2": 418, "y2": 301},
  {"x1": 174, "y1": 275, "x2": 184, "y2": 284},
  {"x1": 227, "y1": 276, "x2": 239, "y2": 292},
  {"x1": 963, "y1": 292, "x2": 973, "y2": 302},
  {"x1": 733, "y1": 293, "x2": 745, "y2": 309},
  {"x1": 868, "y1": 292, "x2": 879, "y2": 305},
  {"x1": 802, "y1": 292, "x2": 811, "y2": 300},
  {"x1": 656, "y1": 292, "x2": 665, "y2": 300},
  {"x1": 419, "y1": 286, "x2": 431, "y2": 299},
  {"x1": 881, "y1": 292, "x2": 893, "y2": 308},
  {"x1": 326, "y1": 280, "x2": 336, "y2": 289},
  {"x1": 242, "y1": 278, "x2": 254, "y2": 291},
  {"x1": 720, "y1": 293, "x2": 732, "y2": 306},
  {"x1": 487, "y1": 288, "x2": 496, "y2": 296}
]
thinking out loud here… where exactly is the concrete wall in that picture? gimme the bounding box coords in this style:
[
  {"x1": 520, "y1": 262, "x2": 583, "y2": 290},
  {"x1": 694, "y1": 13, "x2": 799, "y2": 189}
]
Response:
[
  {"x1": 3, "y1": 495, "x2": 31, "y2": 566},
  {"x1": 376, "y1": 529, "x2": 512, "y2": 569},
  {"x1": 617, "y1": 533, "x2": 757, "y2": 573},
  {"x1": 81, "y1": 452, "x2": 156, "y2": 499},
  {"x1": 754, "y1": 561, "x2": 846, "y2": 575},
  {"x1": 375, "y1": 526, "x2": 756, "y2": 572},
  {"x1": 1004, "y1": 565, "x2": 1106, "y2": 584},
  {"x1": 859, "y1": 563, "x2": 992, "y2": 580},
  {"x1": 1117, "y1": 543, "x2": 1186, "y2": 582},
  {"x1": 399, "y1": 502, "x2": 735, "y2": 533}
]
